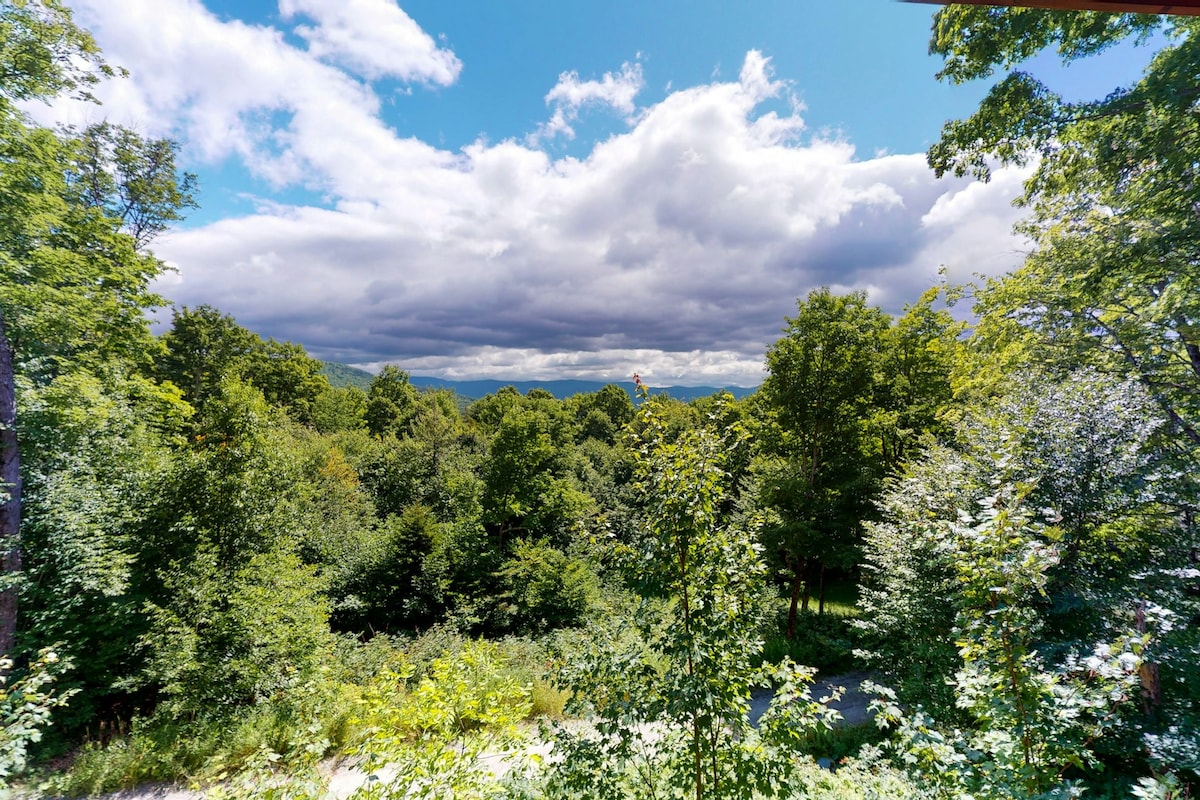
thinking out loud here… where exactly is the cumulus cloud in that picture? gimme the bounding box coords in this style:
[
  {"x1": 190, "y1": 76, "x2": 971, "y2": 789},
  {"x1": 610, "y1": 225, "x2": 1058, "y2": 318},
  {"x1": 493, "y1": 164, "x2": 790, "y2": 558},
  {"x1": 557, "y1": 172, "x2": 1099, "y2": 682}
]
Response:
[
  {"x1": 52, "y1": 3, "x2": 1027, "y2": 386},
  {"x1": 279, "y1": 0, "x2": 461, "y2": 84},
  {"x1": 536, "y1": 61, "x2": 645, "y2": 141}
]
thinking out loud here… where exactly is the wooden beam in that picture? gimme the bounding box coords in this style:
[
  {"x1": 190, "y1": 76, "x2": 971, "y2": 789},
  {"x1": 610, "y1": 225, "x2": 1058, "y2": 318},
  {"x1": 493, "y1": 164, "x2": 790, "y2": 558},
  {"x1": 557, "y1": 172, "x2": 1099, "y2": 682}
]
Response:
[{"x1": 906, "y1": 0, "x2": 1200, "y2": 14}]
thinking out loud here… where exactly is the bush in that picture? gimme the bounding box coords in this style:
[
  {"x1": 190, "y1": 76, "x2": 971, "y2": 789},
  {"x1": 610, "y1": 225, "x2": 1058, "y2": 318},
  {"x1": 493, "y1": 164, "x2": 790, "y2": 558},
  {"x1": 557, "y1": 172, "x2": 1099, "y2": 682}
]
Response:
[
  {"x1": 50, "y1": 679, "x2": 354, "y2": 796},
  {"x1": 496, "y1": 538, "x2": 601, "y2": 633},
  {"x1": 350, "y1": 640, "x2": 532, "y2": 798},
  {"x1": 142, "y1": 547, "x2": 333, "y2": 719},
  {"x1": 0, "y1": 648, "x2": 76, "y2": 783}
]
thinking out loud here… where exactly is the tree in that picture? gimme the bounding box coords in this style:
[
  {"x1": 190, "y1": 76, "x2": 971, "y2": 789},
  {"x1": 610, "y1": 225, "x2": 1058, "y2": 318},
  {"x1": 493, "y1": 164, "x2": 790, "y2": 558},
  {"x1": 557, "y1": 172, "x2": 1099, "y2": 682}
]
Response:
[
  {"x1": 241, "y1": 338, "x2": 328, "y2": 423},
  {"x1": 756, "y1": 288, "x2": 890, "y2": 636},
  {"x1": 312, "y1": 385, "x2": 368, "y2": 433},
  {"x1": 336, "y1": 504, "x2": 439, "y2": 633},
  {"x1": 566, "y1": 383, "x2": 635, "y2": 445},
  {"x1": 364, "y1": 365, "x2": 420, "y2": 437},
  {"x1": 156, "y1": 305, "x2": 258, "y2": 407},
  {"x1": 859, "y1": 371, "x2": 1168, "y2": 678},
  {"x1": 548, "y1": 384, "x2": 823, "y2": 800},
  {"x1": 0, "y1": 647, "x2": 76, "y2": 781},
  {"x1": 480, "y1": 394, "x2": 591, "y2": 546},
  {"x1": 928, "y1": 17, "x2": 1200, "y2": 781},
  {"x1": 928, "y1": 7, "x2": 1200, "y2": 446},
  {"x1": 0, "y1": 0, "x2": 192, "y2": 656},
  {"x1": 873, "y1": 479, "x2": 1148, "y2": 800},
  {"x1": 132, "y1": 381, "x2": 337, "y2": 716},
  {"x1": 875, "y1": 288, "x2": 963, "y2": 466},
  {"x1": 72, "y1": 121, "x2": 197, "y2": 250},
  {"x1": 17, "y1": 371, "x2": 186, "y2": 731},
  {"x1": 157, "y1": 305, "x2": 330, "y2": 422},
  {"x1": 495, "y1": 538, "x2": 599, "y2": 633},
  {"x1": 0, "y1": 0, "x2": 114, "y2": 106}
]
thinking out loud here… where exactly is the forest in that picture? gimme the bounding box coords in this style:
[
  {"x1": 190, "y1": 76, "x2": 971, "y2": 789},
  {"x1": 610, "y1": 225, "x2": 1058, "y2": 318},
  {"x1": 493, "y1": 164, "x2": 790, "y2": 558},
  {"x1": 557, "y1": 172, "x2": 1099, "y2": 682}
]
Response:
[{"x1": 1, "y1": 1, "x2": 1199, "y2": 798}]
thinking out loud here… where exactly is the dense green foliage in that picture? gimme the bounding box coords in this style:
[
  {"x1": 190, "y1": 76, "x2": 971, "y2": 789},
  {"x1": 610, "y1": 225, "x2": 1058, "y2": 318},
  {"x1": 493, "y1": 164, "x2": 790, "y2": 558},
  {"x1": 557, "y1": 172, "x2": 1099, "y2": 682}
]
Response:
[{"x1": 0, "y1": 2, "x2": 1197, "y2": 798}]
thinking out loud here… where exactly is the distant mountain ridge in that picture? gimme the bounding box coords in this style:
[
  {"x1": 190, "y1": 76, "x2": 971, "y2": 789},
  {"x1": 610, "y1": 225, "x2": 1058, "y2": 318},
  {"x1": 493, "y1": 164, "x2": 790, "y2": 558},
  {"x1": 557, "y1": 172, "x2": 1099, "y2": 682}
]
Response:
[
  {"x1": 320, "y1": 362, "x2": 757, "y2": 401},
  {"x1": 320, "y1": 361, "x2": 375, "y2": 391}
]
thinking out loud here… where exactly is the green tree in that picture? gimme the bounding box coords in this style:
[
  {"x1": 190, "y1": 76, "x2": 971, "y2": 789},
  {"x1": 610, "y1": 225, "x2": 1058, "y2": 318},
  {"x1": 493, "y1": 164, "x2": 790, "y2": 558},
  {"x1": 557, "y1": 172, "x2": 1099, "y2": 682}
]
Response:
[
  {"x1": 757, "y1": 288, "x2": 890, "y2": 635},
  {"x1": 134, "y1": 381, "x2": 335, "y2": 716},
  {"x1": 142, "y1": 547, "x2": 331, "y2": 718},
  {"x1": 495, "y1": 538, "x2": 599, "y2": 633},
  {"x1": 566, "y1": 383, "x2": 635, "y2": 445},
  {"x1": 549, "y1": 385, "x2": 823, "y2": 800},
  {"x1": 364, "y1": 365, "x2": 419, "y2": 437},
  {"x1": 141, "y1": 380, "x2": 298, "y2": 570},
  {"x1": 241, "y1": 337, "x2": 329, "y2": 423},
  {"x1": 17, "y1": 372, "x2": 186, "y2": 731},
  {"x1": 312, "y1": 385, "x2": 368, "y2": 433},
  {"x1": 157, "y1": 306, "x2": 329, "y2": 421},
  {"x1": 0, "y1": 647, "x2": 76, "y2": 782},
  {"x1": 464, "y1": 384, "x2": 523, "y2": 433},
  {"x1": 72, "y1": 121, "x2": 197, "y2": 250},
  {"x1": 156, "y1": 305, "x2": 258, "y2": 407},
  {"x1": 927, "y1": 17, "x2": 1200, "y2": 782},
  {"x1": 858, "y1": 370, "x2": 1169, "y2": 710},
  {"x1": 873, "y1": 479, "x2": 1149, "y2": 800},
  {"x1": 481, "y1": 398, "x2": 590, "y2": 545},
  {"x1": 0, "y1": 0, "x2": 193, "y2": 657},
  {"x1": 928, "y1": 8, "x2": 1200, "y2": 446},
  {"x1": 336, "y1": 504, "x2": 440, "y2": 633},
  {"x1": 876, "y1": 288, "x2": 963, "y2": 466}
]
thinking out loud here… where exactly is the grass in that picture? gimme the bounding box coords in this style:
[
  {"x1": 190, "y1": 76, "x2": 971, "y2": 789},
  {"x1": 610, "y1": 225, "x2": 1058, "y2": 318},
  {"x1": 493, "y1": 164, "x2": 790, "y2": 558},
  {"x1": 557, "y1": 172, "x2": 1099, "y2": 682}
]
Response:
[
  {"x1": 44, "y1": 683, "x2": 358, "y2": 797},
  {"x1": 758, "y1": 579, "x2": 864, "y2": 673},
  {"x1": 814, "y1": 580, "x2": 859, "y2": 617},
  {"x1": 42, "y1": 628, "x2": 581, "y2": 797}
]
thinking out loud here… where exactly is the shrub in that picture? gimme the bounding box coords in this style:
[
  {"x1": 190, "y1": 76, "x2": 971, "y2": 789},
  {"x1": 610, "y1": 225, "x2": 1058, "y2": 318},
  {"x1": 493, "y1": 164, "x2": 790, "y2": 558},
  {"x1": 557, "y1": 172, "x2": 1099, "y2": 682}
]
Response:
[
  {"x1": 142, "y1": 547, "x2": 333, "y2": 719},
  {"x1": 1, "y1": 648, "x2": 76, "y2": 783}
]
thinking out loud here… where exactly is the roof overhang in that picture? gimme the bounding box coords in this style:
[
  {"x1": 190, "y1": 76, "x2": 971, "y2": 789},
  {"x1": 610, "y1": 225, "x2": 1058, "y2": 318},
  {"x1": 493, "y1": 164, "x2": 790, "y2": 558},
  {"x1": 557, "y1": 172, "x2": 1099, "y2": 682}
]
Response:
[{"x1": 907, "y1": 0, "x2": 1200, "y2": 14}]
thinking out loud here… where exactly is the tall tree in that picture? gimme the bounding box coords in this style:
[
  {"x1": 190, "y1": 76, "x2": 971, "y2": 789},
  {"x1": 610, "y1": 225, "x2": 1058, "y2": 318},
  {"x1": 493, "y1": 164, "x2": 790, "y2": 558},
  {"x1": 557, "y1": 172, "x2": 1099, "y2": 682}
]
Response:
[
  {"x1": 928, "y1": 8, "x2": 1200, "y2": 446},
  {"x1": 157, "y1": 305, "x2": 329, "y2": 421},
  {"x1": 364, "y1": 364, "x2": 420, "y2": 437},
  {"x1": 156, "y1": 305, "x2": 258, "y2": 406},
  {"x1": 73, "y1": 121, "x2": 197, "y2": 250},
  {"x1": 875, "y1": 289, "x2": 963, "y2": 466},
  {"x1": 757, "y1": 288, "x2": 890, "y2": 635},
  {"x1": 0, "y1": 0, "x2": 111, "y2": 656},
  {"x1": 0, "y1": 0, "x2": 193, "y2": 655}
]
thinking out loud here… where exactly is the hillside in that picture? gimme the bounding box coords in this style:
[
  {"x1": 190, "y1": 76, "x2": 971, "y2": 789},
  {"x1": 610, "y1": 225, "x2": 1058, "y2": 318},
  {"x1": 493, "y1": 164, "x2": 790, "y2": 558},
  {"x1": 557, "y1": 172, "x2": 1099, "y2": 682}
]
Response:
[{"x1": 320, "y1": 362, "x2": 756, "y2": 401}]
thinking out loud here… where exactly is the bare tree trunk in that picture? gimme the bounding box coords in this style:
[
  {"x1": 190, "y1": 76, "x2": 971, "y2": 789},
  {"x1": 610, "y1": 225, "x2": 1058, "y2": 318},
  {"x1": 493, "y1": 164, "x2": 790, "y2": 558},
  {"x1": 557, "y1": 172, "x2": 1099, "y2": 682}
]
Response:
[
  {"x1": 1135, "y1": 601, "x2": 1161, "y2": 716},
  {"x1": 786, "y1": 560, "x2": 803, "y2": 640},
  {"x1": 800, "y1": 561, "x2": 812, "y2": 614},
  {"x1": 0, "y1": 310, "x2": 20, "y2": 657},
  {"x1": 817, "y1": 563, "x2": 827, "y2": 616}
]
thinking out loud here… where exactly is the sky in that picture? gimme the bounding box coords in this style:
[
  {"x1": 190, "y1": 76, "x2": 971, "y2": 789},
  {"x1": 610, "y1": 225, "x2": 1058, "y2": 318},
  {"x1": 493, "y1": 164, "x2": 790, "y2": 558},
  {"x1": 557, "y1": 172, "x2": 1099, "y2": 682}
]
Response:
[{"x1": 37, "y1": 0, "x2": 1161, "y2": 386}]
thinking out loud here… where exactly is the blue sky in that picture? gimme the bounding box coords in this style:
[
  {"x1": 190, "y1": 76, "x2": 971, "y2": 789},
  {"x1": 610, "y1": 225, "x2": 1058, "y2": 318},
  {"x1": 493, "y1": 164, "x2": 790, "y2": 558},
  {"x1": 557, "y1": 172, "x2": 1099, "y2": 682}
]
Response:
[{"x1": 44, "y1": 0, "x2": 1160, "y2": 385}]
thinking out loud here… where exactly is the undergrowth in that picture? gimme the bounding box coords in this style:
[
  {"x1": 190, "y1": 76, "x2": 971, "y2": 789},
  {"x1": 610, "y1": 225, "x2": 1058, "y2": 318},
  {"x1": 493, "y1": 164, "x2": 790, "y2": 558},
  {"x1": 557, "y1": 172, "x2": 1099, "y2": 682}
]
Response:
[{"x1": 40, "y1": 630, "x2": 574, "y2": 797}]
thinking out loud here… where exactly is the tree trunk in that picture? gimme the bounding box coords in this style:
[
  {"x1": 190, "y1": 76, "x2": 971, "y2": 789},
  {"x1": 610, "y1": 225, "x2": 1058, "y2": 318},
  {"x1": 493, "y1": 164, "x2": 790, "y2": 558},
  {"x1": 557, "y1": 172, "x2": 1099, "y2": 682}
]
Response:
[
  {"x1": 1135, "y1": 601, "x2": 1162, "y2": 716},
  {"x1": 817, "y1": 563, "x2": 827, "y2": 616},
  {"x1": 0, "y1": 311, "x2": 21, "y2": 657},
  {"x1": 800, "y1": 561, "x2": 812, "y2": 614},
  {"x1": 786, "y1": 563, "x2": 803, "y2": 640}
]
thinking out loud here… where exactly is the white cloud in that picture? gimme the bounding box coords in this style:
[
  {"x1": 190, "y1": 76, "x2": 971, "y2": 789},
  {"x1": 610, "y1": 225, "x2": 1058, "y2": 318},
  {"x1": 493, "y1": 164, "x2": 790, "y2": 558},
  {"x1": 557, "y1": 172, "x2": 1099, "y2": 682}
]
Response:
[
  {"x1": 545, "y1": 61, "x2": 643, "y2": 115},
  {"x1": 49, "y1": 4, "x2": 1029, "y2": 386},
  {"x1": 360, "y1": 346, "x2": 766, "y2": 386},
  {"x1": 918, "y1": 164, "x2": 1034, "y2": 287},
  {"x1": 279, "y1": 0, "x2": 461, "y2": 84},
  {"x1": 536, "y1": 61, "x2": 645, "y2": 141}
]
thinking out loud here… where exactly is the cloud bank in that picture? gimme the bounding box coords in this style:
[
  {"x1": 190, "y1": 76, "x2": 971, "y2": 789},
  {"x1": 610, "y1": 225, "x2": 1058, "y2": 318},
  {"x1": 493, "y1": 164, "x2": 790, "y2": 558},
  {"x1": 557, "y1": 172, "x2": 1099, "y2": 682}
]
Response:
[{"x1": 51, "y1": 0, "x2": 1029, "y2": 386}]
